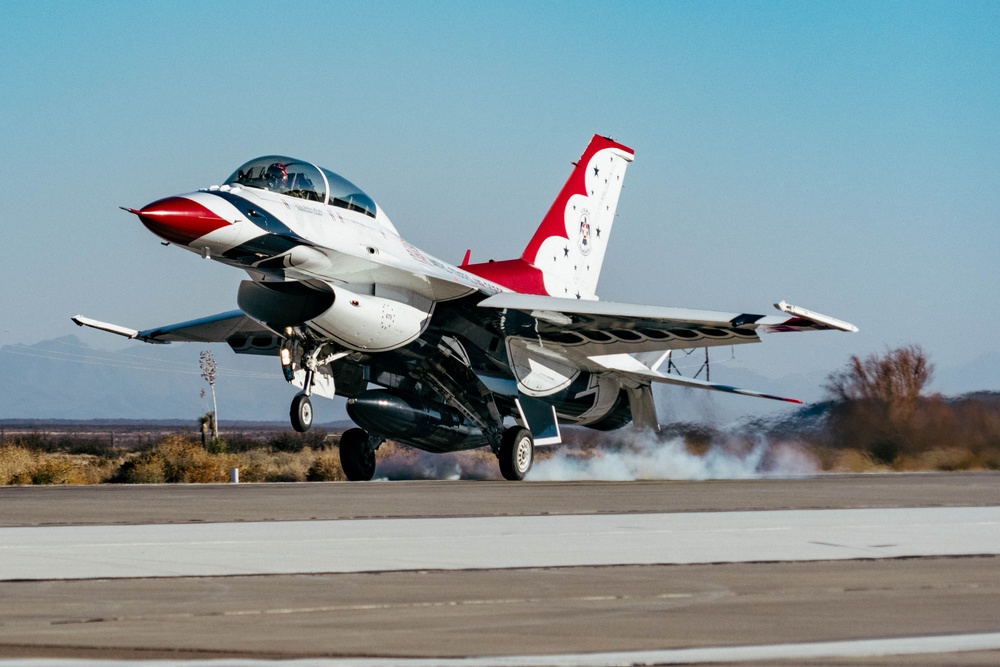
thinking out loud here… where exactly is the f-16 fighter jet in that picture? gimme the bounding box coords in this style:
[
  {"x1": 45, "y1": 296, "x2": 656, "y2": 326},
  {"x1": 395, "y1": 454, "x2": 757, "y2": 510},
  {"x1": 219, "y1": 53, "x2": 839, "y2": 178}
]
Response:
[{"x1": 75, "y1": 135, "x2": 856, "y2": 480}]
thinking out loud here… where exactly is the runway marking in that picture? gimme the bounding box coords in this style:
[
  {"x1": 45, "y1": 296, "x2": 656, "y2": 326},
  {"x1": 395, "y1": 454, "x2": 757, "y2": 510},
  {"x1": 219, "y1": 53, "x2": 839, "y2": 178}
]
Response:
[
  {"x1": 44, "y1": 592, "x2": 700, "y2": 626},
  {"x1": 3, "y1": 632, "x2": 1000, "y2": 666},
  {"x1": 1, "y1": 507, "x2": 998, "y2": 581}
]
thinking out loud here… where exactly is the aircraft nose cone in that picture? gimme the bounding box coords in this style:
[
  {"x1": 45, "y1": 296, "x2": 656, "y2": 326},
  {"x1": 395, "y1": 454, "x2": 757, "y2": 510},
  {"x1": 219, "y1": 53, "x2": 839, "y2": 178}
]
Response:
[{"x1": 136, "y1": 196, "x2": 230, "y2": 246}]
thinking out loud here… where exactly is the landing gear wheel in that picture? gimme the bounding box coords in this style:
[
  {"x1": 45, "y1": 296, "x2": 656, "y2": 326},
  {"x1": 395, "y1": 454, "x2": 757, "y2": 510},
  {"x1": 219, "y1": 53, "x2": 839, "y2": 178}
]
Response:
[
  {"x1": 339, "y1": 427, "x2": 376, "y2": 481},
  {"x1": 290, "y1": 393, "x2": 313, "y2": 433},
  {"x1": 498, "y1": 426, "x2": 534, "y2": 481}
]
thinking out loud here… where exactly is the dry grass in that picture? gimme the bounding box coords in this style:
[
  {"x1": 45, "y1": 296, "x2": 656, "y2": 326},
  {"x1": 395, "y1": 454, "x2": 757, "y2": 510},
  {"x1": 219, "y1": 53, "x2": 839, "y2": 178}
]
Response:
[
  {"x1": 2, "y1": 420, "x2": 998, "y2": 485},
  {"x1": 897, "y1": 446, "x2": 992, "y2": 472},
  {"x1": 306, "y1": 449, "x2": 345, "y2": 481},
  {"x1": 0, "y1": 445, "x2": 122, "y2": 485},
  {"x1": 233, "y1": 448, "x2": 317, "y2": 482},
  {"x1": 0, "y1": 434, "x2": 351, "y2": 485},
  {"x1": 118, "y1": 436, "x2": 345, "y2": 484},
  {"x1": 808, "y1": 442, "x2": 1000, "y2": 473}
]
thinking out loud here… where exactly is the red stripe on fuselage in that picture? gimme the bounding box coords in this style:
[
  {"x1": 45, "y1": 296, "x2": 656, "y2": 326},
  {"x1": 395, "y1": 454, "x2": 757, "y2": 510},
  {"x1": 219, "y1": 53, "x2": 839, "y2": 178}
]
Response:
[{"x1": 137, "y1": 196, "x2": 230, "y2": 246}]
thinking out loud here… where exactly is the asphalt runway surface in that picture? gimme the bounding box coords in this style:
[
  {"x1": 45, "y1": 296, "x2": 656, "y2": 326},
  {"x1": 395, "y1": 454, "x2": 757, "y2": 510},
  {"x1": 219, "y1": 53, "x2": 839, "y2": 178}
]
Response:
[{"x1": 1, "y1": 473, "x2": 999, "y2": 666}]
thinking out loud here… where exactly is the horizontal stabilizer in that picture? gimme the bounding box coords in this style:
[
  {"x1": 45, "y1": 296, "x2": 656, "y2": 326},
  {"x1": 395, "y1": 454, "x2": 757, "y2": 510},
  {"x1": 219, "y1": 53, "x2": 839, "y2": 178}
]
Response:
[{"x1": 589, "y1": 353, "x2": 802, "y2": 404}]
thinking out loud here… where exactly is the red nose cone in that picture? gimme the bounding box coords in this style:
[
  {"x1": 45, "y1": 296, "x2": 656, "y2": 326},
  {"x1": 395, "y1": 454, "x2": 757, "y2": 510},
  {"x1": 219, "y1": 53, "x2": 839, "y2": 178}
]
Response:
[{"x1": 137, "y1": 196, "x2": 229, "y2": 246}]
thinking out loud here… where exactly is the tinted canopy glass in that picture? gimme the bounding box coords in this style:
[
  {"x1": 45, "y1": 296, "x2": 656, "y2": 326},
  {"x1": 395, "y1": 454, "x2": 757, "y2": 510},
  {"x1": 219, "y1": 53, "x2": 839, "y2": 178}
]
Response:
[
  {"x1": 225, "y1": 157, "x2": 377, "y2": 218},
  {"x1": 226, "y1": 156, "x2": 326, "y2": 203},
  {"x1": 321, "y1": 168, "x2": 377, "y2": 218}
]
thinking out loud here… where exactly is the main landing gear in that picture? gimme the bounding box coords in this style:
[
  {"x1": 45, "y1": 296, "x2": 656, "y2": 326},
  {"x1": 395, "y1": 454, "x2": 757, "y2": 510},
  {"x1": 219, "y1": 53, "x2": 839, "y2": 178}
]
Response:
[
  {"x1": 339, "y1": 427, "x2": 381, "y2": 481},
  {"x1": 497, "y1": 426, "x2": 534, "y2": 481}
]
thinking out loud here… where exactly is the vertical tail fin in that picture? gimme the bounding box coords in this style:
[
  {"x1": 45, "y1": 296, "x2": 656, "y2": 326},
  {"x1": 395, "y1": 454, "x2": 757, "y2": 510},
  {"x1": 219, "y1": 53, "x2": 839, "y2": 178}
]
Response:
[
  {"x1": 521, "y1": 135, "x2": 634, "y2": 299},
  {"x1": 465, "y1": 135, "x2": 634, "y2": 299}
]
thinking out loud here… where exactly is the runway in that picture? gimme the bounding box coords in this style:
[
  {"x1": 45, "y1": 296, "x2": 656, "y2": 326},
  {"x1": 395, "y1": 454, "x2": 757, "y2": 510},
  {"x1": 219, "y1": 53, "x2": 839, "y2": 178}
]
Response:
[
  {"x1": 3, "y1": 507, "x2": 1000, "y2": 580},
  {"x1": 1, "y1": 473, "x2": 999, "y2": 665}
]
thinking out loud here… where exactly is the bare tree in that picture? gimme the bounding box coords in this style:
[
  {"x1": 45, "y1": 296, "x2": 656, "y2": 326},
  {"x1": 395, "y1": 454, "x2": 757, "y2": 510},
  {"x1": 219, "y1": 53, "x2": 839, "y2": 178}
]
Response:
[
  {"x1": 824, "y1": 345, "x2": 935, "y2": 462},
  {"x1": 199, "y1": 350, "x2": 219, "y2": 439},
  {"x1": 825, "y1": 345, "x2": 934, "y2": 409}
]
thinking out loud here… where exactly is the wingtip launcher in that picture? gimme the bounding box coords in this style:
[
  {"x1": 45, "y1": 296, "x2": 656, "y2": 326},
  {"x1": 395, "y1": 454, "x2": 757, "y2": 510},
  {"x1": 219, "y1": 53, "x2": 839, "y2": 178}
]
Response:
[
  {"x1": 774, "y1": 301, "x2": 859, "y2": 333},
  {"x1": 71, "y1": 315, "x2": 141, "y2": 341}
]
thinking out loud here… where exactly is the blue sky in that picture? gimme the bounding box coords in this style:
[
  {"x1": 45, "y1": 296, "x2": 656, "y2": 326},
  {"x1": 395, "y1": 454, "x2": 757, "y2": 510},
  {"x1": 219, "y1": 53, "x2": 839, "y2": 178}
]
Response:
[{"x1": 2, "y1": 1, "x2": 998, "y2": 393}]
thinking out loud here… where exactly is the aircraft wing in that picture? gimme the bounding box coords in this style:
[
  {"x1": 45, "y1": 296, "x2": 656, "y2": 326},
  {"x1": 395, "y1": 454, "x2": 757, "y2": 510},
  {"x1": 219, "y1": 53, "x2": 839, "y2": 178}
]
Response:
[
  {"x1": 477, "y1": 293, "x2": 857, "y2": 357},
  {"x1": 478, "y1": 293, "x2": 856, "y2": 405},
  {"x1": 72, "y1": 311, "x2": 273, "y2": 345}
]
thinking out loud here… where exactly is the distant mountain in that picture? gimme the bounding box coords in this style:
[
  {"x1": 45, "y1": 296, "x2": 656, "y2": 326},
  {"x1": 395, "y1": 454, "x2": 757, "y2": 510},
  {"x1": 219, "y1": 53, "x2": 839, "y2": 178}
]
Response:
[
  {"x1": 3, "y1": 335, "x2": 995, "y2": 424},
  {"x1": 0, "y1": 335, "x2": 348, "y2": 423}
]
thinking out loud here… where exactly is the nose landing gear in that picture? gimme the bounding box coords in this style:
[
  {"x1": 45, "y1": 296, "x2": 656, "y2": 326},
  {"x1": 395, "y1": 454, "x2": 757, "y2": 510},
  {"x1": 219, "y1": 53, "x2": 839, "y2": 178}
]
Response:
[
  {"x1": 282, "y1": 341, "x2": 348, "y2": 433},
  {"x1": 290, "y1": 393, "x2": 313, "y2": 433}
]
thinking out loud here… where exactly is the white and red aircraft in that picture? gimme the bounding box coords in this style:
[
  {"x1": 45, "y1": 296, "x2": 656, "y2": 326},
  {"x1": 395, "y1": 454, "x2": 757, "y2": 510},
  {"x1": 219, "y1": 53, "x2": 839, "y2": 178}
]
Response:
[{"x1": 74, "y1": 135, "x2": 856, "y2": 480}]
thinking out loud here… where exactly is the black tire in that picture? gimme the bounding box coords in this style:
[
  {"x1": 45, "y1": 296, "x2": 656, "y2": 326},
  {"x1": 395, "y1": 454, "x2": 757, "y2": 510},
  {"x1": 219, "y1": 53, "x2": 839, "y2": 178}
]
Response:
[
  {"x1": 290, "y1": 393, "x2": 313, "y2": 433},
  {"x1": 498, "y1": 427, "x2": 533, "y2": 481},
  {"x1": 339, "y1": 427, "x2": 376, "y2": 481}
]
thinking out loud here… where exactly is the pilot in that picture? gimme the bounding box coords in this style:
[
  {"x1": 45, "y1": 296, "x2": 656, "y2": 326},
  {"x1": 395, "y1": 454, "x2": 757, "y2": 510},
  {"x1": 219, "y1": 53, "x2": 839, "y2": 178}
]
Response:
[{"x1": 265, "y1": 163, "x2": 288, "y2": 191}]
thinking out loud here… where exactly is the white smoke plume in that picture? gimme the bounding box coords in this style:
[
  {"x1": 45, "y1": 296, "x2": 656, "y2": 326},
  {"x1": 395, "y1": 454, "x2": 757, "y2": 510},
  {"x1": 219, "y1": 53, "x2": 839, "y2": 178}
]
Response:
[
  {"x1": 371, "y1": 429, "x2": 817, "y2": 481},
  {"x1": 374, "y1": 442, "x2": 501, "y2": 481},
  {"x1": 527, "y1": 430, "x2": 817, "y2": 481}
]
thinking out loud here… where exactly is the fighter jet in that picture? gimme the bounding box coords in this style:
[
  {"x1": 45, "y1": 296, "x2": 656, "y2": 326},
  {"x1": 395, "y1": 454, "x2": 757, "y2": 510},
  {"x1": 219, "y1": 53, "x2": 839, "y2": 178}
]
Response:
[{"x1": 74, "y1": 135, "x2": 857, "y2": 480}]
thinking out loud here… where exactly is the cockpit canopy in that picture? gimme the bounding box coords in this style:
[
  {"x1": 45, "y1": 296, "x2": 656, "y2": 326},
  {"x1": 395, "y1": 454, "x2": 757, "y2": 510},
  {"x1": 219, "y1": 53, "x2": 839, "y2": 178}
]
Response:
[{"x1": 225, "y1": 156, "x2": 377, "y2": 218}]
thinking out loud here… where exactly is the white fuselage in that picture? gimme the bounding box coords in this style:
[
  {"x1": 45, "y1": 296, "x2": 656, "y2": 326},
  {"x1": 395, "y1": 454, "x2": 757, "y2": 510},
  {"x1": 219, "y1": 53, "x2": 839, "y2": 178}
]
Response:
[{"x1": 177, "y1": 184, "x2": 502, "y2": 303}]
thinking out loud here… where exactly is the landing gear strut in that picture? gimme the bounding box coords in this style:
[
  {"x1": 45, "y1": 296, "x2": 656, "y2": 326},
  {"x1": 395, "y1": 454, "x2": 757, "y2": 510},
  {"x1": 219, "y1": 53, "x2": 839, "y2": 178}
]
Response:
[
  {"x1": 339, "y1": 427, "x2": 379, "y2": 481},
  {"x1": 283, "y1": 341, "x2": 348, "y2": 433},
  {"x1": 290, "y1": 393, "x2": 313, "y2": 432},
  {"x1": 498, "y1": 426, "x2": 534, "y2": 481}
]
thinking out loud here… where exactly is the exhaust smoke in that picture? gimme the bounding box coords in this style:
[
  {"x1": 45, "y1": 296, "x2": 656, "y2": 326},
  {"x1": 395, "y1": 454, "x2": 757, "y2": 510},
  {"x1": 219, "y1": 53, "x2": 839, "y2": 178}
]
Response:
[
  {"x1": 369, "y1": 429, "x2": 817, "y2": 482},
  {"x1": 528, "y1": 429, "x2": 818, "y2": 481},
  {"x1": 373, "y1": 442, "x2": 500, "y2": 481}
]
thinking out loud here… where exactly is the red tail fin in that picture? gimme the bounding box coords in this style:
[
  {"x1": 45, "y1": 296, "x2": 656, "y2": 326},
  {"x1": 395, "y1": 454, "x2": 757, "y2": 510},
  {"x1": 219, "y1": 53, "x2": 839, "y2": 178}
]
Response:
[{"x1": 466, "y1": 135, "x2": 634, "y2": 298}]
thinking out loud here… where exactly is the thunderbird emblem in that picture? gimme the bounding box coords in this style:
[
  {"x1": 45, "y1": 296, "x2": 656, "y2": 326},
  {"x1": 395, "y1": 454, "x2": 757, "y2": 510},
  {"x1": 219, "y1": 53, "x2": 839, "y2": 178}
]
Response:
[{"x1": 578, "y1": 213, "x2": 592, "y2": 256}]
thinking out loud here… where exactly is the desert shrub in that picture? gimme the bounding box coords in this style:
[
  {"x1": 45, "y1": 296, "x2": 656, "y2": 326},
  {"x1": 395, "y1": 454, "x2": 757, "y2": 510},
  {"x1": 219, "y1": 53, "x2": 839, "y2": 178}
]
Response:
[
  {"x1": 268, "y1": 430, "x2": 330, "y2": 452},
  {"x1": 74, "y1": 457, "x2": 123, "y2": 484},
  {"x1": 868, "y1": 438, "x2": 901, "y2": 466},
  {"x1": 905, "y1": 447, "x2": 979, "y2": 472},
  {"x1": 232, "y1": 448, "x2": 312, "y2": 482},
  {"x1": 230, "y1": 449, "x2": 269, "y2": 482},
  {"x1": 0, "y1": 445, "x2": 37, "y2": 484},
  {"x1": 259, "y1": 450, "x2": 312, "y2": 481},
  {"x1": 30, "y1": 458, "x2": 85, "y2": 485},
  {"x1": 122, "y1": 455, "x2": 168, "y2": 484},
  {"x1": 218, "y1": 432, "x2": 268, "y2": 452},
  {"x1": 8, "y1": 433, "x2": 116, "y2": 457},
  {"x1": 118, "y1": 436, "x2": 232, "y2": 484},
  {"x1": 0, "y1": 447, "x2": 121, "y2": 485},
  {"x1": 307, "y1": 450, "x2": 344, "y2": 481},
  {"x1": 828, "y1": 448, "x2": 882, "y2": 473},
  {"x1": 205, "y1": 438, "x2": 228, "y2": 454}
]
